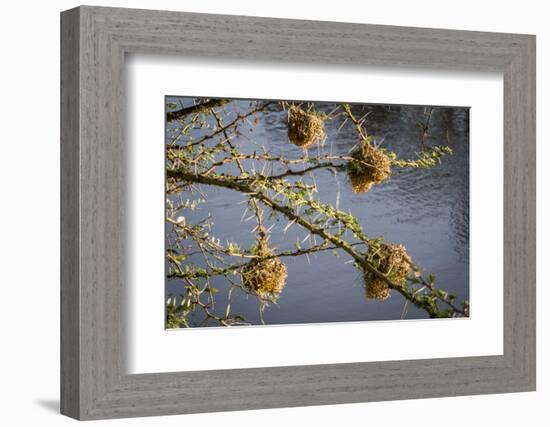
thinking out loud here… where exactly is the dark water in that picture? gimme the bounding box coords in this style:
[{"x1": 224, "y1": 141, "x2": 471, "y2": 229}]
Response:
[{"x1": 166, "y1": 98, "x2": 469, "y2": 326}]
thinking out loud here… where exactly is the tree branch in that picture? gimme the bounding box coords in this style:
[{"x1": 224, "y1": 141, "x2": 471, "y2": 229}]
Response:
[
  {"x1": 167, "y1": 99, "x2": 229, "y2": 122},
  {"x1": 168, "y1": 169, "x2": 465, "y2": 317}
]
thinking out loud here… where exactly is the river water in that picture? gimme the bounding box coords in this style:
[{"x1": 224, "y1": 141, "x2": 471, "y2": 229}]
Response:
[{"x1": 166, "y1": 98, "x2": 469, "y2": 326}]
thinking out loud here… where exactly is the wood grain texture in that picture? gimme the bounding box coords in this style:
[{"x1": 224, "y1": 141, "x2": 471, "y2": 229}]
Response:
[
  {"x1": 60, "y1": 6, "x2": 536, "y2": 420},
  {"x1": 60, "y1": 7, "x2": 80, "y2": 419}
]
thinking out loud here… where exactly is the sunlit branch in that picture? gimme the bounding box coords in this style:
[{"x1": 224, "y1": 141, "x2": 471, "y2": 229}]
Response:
[{"x1": 168, "y1": 170, "x2": 466, "y2": 317}]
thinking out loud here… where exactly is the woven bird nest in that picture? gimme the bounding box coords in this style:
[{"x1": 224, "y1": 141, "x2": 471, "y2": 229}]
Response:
[
  {"x1": 364, "y1": 243, "x2": 412, "y2": 300},
  {"x1": 365, "y1": 278, "x2": 392, "y2": 300},
  {"x1": 287, "y1": 105, "x2": 325, "y2": 149},
  {"x1": 242, "y1": 235, "x2": 287, "y2": 300},
  {"x1": 348, "y1": 139, "x2": 392, "y2": 193}
]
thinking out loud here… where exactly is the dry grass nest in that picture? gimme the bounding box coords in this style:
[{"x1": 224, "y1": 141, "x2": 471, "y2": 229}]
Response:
[
  {"x1": 241, "y1": 238, "x2": 288, "y2": 300},
  {"x1": 287, "y1": 105, "x2": 325, "y2": 149},
  {"x1": 364, "y1": 243, "x2": 412, "y2": 301},
  {"x1": 347, "y1": 140, "x2": 392, "y2": 193}
]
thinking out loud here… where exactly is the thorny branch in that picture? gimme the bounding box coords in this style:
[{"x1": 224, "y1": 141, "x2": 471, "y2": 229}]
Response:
[{"x1": 165, "y1": 99, "x2": 467, "y2": 327}]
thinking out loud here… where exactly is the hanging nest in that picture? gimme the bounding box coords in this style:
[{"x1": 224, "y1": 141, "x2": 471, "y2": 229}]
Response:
[
  {"x1": 347, "y1": 139, "x2": 392, "y2": 193},
  {"x1": 365, "y1": 278, "x2": 391, "y2": 300},
  {"x1": 241, "y1": 233, "x2": 288, "y2": 300},
  {"x1": 364, "y1": 243, "x2": 412, "y2": 300},
  {"x1": 287, "y1": 105, "x2": 325, "y2": 149}
]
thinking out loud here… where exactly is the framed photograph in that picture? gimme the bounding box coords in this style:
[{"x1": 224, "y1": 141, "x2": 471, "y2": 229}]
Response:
[{"x1": 61, "y1": 6, "x2": 536, "y2": 420}]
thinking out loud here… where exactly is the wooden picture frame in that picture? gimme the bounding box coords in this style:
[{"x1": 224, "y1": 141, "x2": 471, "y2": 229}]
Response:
[{"x1": 60, "y1": 5, "x2": 536, "y2": 420}]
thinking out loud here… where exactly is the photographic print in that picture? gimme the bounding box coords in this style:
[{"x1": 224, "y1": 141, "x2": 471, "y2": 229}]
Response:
[{"x1": 165, "y1": 97, "x2": 470, "y2": 328}]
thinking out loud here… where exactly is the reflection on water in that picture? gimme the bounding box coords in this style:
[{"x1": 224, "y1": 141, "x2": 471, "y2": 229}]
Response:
[{"x1": 166, "y1": 98, "x2": 469, "y2": 326}]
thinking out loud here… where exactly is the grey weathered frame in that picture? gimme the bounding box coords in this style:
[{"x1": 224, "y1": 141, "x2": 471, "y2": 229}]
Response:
[{"x1": 60, "y1": 5, "x2": 536, "y2": 420}]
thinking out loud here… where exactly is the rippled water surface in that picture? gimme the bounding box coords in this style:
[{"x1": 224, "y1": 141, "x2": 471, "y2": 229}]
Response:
[{"x1": 166, "y1": 98, "x2": 469, "y2": 326}]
